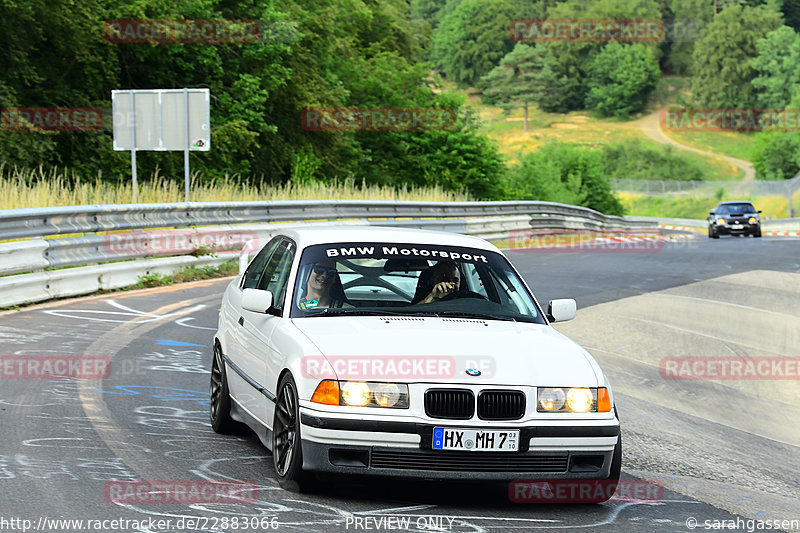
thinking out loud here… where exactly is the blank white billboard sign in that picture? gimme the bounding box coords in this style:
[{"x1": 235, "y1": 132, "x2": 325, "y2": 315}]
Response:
[{"x1": 112, "y1": 88, "x2": 210, "y2": 151}]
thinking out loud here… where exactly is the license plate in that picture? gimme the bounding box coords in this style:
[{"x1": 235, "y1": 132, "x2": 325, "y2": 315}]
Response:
[
  {"x1": 432, "y1": 428, "x2": 519, "y2": 452},
  {"x1": 731, "y1": 224, "x2": 743, "y2": 229}
]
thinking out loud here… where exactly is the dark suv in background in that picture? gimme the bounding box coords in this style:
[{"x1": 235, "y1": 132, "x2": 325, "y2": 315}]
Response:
[{"x1": 707, "y1": 201, "x2": 762, "y2": 238}]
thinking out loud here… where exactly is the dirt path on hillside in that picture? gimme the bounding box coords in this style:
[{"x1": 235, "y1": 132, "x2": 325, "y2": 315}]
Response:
[{"x1": 636, "y1": 109, "x2": 755, "y2": 181}]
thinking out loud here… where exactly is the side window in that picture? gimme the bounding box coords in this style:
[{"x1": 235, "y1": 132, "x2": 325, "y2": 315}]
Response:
[
  {"x1": 241, "y1": 237, "x2": 281, "y2": 289},
  {"x1": 462, "y1": 264, "x2": 489, "y2": 299},
  {"x1": 257, "y1": 241, "x2": 295, "y2": 310}
]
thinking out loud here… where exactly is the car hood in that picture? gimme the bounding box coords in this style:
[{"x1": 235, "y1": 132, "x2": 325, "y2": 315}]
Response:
[{"x1": 291, "y1": 316, "x2": 601, "y2": 387}]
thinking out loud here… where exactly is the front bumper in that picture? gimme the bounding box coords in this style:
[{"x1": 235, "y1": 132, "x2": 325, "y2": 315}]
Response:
[
  {"x1": 714, "y1": 222, "x2": 760, "y2": 235},
  {"x1": 299, "y1": 411, "x2": 620, "y2": 480}
]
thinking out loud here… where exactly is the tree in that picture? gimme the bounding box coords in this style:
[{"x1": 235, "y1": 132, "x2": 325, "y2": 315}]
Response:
[
  {"x1": 690, "y1": 4, "x2": 782, "y2": 107},
  {"x1": 750, "y1": 26, "x2": 800, "y2": 108},
  {"x1": 538, "y1": 0, "x2": 663, "y2": 112},
  {"x1": 431, "y1": 0, "x2": 520, "y2": 87},
  {"x1": 751, "y1": 132, "x2": 800, "y2": 179},
  {"x1": 586, "y1": 42, "x2": 660, "y2": 117},
  {"x1": 480, "y1": 43, "x2": 548, "y2": 131},
  {"x1": 0, "y1": 0, "x2": 120, "y2": 173},
  {"x1": 410, "y1": 0, "x2": 450, "y2": 31},
  {"x1": 503, "y1": 142, "x2": 625, "y2": 216},
  {"x1": 662, "y1": 0, "x2": 713, "y2": 74},
  {"x1": 1, "y1": 0, "x2": 509, "y2": 198},
  {"x1": 351, "y1": 94, "x2": 506, "y2": 199},
  {"x1": 750, "y1": 85, "x2": 800, "y2": 180},
  {"x1": 782, "y1": 0, "x2": 800, "y2": 32},
  {"x1": 600, "y1": 138, "x2": 705, "y2": 181}
]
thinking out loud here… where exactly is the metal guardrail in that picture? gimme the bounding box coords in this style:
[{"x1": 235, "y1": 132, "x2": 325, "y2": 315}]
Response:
[
  {"x1": 626, "y1": 215, "x2": 800, "y2": 232},
  {"x1": 0, "y1": 200, "x2": 659, "y2": 307},
  {"x1": 0, "y1": 200, "x2": 648, "y2": 240}
]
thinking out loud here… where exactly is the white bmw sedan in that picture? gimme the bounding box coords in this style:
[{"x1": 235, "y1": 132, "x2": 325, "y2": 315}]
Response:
[{"x1": 211, "y1": 226, "x2": 620, "y2": 492}]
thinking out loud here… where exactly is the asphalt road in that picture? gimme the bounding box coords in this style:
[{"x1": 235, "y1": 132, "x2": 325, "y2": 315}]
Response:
[{"x1": 1, "y1": 234, "x2": 798, "y2": 532}]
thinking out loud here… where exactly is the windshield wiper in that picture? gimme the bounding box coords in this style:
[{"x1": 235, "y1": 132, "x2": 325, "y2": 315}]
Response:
[
  {"x1": 302, "y1": 308, "x2": 519, "y2": 322},
  {"x1": 434, "y1": 311, "x2": 517, "y2": 322}
]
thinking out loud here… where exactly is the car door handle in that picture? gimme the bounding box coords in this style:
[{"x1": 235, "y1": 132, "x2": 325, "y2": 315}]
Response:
[{"x1": 238, "y1": 316, "x2": 244, "y2": 326}]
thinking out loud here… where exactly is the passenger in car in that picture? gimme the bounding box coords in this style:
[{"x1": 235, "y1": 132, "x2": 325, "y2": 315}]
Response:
[
  {"x1": 412, "y1": 261, "x2": 461, "y2": 304},
  {"x1": 298, "y1": 260, "x2": 352, "y2": 309}
]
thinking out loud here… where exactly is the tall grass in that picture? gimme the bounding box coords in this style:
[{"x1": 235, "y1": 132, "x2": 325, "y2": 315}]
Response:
[{"x1": 0, "y1": 164, "x2": 471, "y2": 210}]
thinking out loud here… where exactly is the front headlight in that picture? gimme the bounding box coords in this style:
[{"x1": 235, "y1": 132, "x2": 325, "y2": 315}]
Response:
[
  {"x1": 537, "y1": 387, "x2": 611, "y2": 413},
  {"x1": 566, "y1": 388, "x2": 593, "y2": 412},
  {"x1": 538, "y1": 388, "x2": 566, "y2": 411},
  {"x1": 312, "y1": 380, "x2": 409, "y2": 408},
  {"x1": 341, "y1": 381, "x2": 370, "y2": 406},
  {"x1": 716, "y1": 218, "x2": 727, "y2": 225},
  {"x1": 748, "y1": 217, "x2": 758, "y2": 224}
]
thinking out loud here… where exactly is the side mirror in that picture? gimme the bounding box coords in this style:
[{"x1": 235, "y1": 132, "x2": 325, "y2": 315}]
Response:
[
  {"x1": 757, "y1": 210, "x2": 762, "y2": 214},
  {"x1": 548, "y1": 299, "x2": 577, "y2": 322},
  {"x1": 242, "y1": 288, "x2": 274, "y2": 314},
  {"x1": 708, "y1": 211, "x2": 715, "y2": 216}
]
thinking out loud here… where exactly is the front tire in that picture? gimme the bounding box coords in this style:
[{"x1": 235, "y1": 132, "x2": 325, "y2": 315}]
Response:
[
  {"x1": 607, "y1": 435, "x2": 622, "y2": 483},
  {"x1": 584, "y1": 434, "x2": 622, "y2": 504},
  {"x1": 210, "y1": 343, "x2": 239, "y2": 434},
  {"x1": 708, "y1": 226, "x2": 719, "y2": 239},
  {"x1": 273, "y1": 373, "x2": 312, "y2": 492}
]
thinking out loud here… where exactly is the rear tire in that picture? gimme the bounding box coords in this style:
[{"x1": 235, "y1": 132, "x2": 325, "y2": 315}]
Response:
[{"x1": 273, "y1": 373, "x2": 312, "y2": 492}]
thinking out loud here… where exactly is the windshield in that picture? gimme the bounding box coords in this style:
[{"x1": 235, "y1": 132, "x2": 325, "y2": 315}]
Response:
[
  {"x1": 718, "y1": 203, "x2": 756, "y2": 215},
  {"x1": 289, "y1": 242, "x2": 545, "y2": 323}
]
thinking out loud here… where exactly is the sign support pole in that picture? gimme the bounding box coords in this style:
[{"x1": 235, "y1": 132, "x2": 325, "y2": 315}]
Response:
[
  {"x1": 184, "y1": 88, "x2": 190, "y2": 203},
  {"x1": 130, "y1": 92, "x2": 138, "y2": 203}
]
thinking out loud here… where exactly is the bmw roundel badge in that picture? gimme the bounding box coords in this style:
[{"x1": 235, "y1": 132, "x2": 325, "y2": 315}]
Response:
[{"x1": 465, "y1": 368, "x2": 481, "y2": 377}]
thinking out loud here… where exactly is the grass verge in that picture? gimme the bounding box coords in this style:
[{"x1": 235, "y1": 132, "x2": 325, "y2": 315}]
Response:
[
  {"x1": 133, "y1": 260, "x2": 239, "y2": 289},
  {"x1": 662, "y1": 130, "x2": 756, "y2": 163}
]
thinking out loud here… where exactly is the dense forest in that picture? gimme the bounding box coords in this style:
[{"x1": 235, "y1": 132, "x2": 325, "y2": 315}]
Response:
[{"x1": 2, "y1": 0, "x2": 800, "y2": 215}]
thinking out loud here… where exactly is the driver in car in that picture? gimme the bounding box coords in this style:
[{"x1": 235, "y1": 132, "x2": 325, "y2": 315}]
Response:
[
  {"x1": 412, "y1": 261, "x2": 461, "y2": 304},
  {"x1": 298, "y1": 260, "x2": 351, "y2": 309}
]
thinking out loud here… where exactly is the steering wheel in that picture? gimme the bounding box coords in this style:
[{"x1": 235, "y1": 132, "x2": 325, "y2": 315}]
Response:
[{"x1": 439, "y1": 289, "x2": 488, "y2": 302}]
